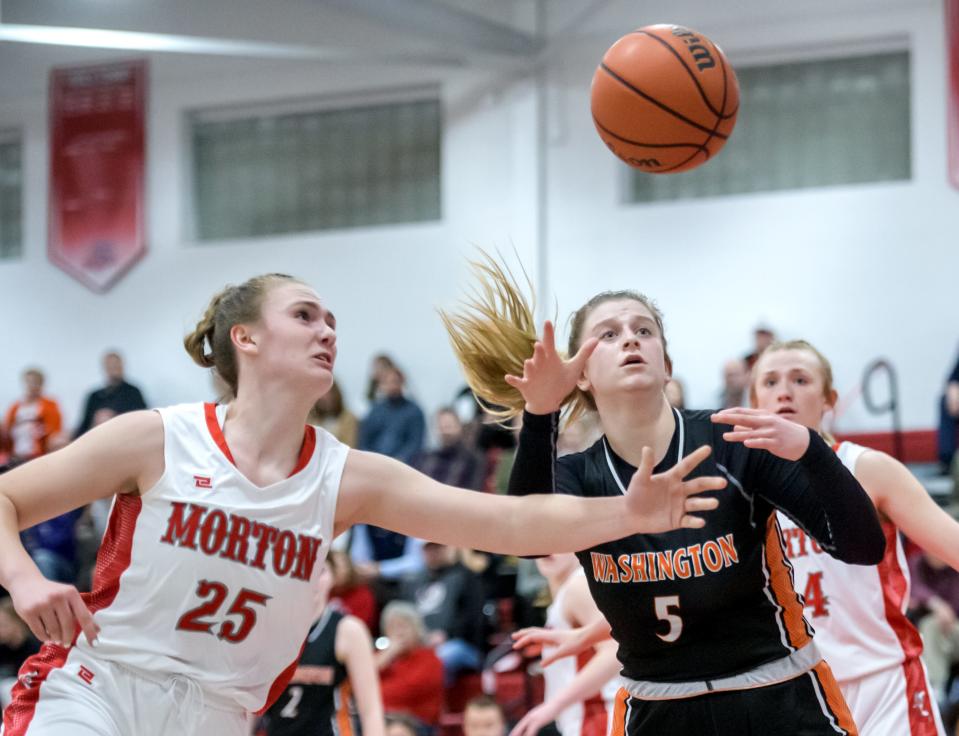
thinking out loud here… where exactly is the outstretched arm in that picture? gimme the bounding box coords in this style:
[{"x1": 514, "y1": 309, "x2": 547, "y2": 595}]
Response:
[
  {"x1": 713, "y1": 408, "x2": 884, "y2": 565},
  {"x1": 336, "y1": 446, "x2": 723, "y2": 557},
  {"x1": 857, "y1": 450, "x2": 959, "y2": 570}
]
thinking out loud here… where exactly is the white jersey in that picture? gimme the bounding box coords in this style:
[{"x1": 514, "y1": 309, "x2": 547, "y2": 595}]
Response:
[
  {"x1": 543, "y1": 569, "x2": 618, "y2": 736},
  {"x1": 777, "y1": 441, "x2": 920, "y2": 683},
  {"x1": 75, "y1": 402, "x2": 346, "y2": 713}
]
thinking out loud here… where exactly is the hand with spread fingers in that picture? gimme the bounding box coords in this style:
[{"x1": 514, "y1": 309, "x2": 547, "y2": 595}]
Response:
[
  {"x1": 711, "y1": 407, "x2": 811, "y2": 461},
  {"x1": 626, "y1": 445, "x2": 726, "y2": 534},
  {"x1": 512, "y1": 622, "x2": 604, "y2": 667},
  {"x1": 504, "y1": 320, "x2": 598, "y2": 415}
]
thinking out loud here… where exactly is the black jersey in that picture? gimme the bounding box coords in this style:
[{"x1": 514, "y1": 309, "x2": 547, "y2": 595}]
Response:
[
  {"x1": 265, "y1": 609, "x2": 352, "y2": 736},
  {"x1": 509, "y1": 408, "x2": 885, "y2": 683}
]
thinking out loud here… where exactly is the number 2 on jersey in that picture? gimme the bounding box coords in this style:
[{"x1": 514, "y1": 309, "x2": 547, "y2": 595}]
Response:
[
  {"x1": 654, "y1": 595, "x2": 683, "y2": 642},
  {"x1": 802, "y1": 571, "x2": 830, "y2": 618},
  {"x1": 177, "y1": 580, "x2": 271, "y2": 642}
]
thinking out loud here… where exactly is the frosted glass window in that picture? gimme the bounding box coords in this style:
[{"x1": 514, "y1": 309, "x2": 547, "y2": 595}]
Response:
[
  {"x1": 0, "y1": 134, "x2": 23, "y2": 260},
  {"x1": 191, "y1": 97, "x2": 440, "y2": 240},
  {"x1": 628, "y1": 52, "x2": 910, "y2": 202}
]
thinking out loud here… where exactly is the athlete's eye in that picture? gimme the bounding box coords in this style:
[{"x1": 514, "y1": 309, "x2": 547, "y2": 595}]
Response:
[
  {"x1": 296, "y1": 310, "x2": 310, "y2": 321},
  {"x1": 638, "y1": 327, "x2": 652, "y2": 336},
  {"x1": 601, "y1": 330, "x2": 616, "y2": 339}
]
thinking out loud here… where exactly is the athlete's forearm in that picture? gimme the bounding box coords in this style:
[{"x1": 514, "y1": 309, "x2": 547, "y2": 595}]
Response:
[
  {"x1": 507, "y1": 410, "x2": 559, "y2": 496},
  {"x1": 0, "y1": 494, "x2": 44, "y2": 590},
  {"x1": 547, "y1": 643, "x2": 620, "y2": 715},
  {"x1": 791, "y1": 431, "x2": 885, "y2": 565}
]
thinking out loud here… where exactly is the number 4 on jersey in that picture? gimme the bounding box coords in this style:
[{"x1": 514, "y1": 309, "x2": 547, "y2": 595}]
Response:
[{"x1": 802, "y1": 571, "x2": 830, "y2": 618}]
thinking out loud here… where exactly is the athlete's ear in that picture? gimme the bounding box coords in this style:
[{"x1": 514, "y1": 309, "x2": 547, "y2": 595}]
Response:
[
  {"x1": 231, "y1": 323, "x2": 258, "y2": 355},
  {"x1": 576, "y1": 370, "x2": 591, "y2": 394}
]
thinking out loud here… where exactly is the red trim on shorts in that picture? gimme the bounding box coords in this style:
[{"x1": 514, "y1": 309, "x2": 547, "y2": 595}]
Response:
[
  {"x1": 875, "y1": 521, "x2": 939, "y2": 734},
  {"x1": 3, "y1": 494, "x2": 143, "y2": 734},
  {"x1": 203, "y1": 403, "x2": 316, "y2": 477},
  {"x1": 901, "y1": 657, "x2": 942, "y2": 736}
]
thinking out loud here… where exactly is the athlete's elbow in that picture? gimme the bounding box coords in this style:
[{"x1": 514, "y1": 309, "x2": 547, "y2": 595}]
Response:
[{"x1": 835, "y1": 530, "x2": 886, "y2": 566}]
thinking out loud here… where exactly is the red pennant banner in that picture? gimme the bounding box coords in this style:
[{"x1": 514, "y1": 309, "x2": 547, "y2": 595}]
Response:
[
  {"x1": 949, "y1": 0, "x2": 959, "y2": 189},
  {"x1": 48, "y1": 60, "x2": 147, "y2": 292}
]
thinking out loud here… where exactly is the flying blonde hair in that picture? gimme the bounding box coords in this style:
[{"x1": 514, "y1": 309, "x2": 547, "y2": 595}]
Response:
[{"x1": 440, "y1": 251, "x2": 671, "y2": 426}]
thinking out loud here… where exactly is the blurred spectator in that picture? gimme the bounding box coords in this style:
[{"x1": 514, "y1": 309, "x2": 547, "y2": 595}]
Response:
[
  {"x1": 74, "y1": 351, "x2": 146, "y2": 437},
  {"x1": 329, "y1": 549, "x2": 378, "y2": 633},
  {"x1": 309, "y1": 380, "x2": 359, "y2": 447},
  {"x1": 743, "y1": 324, "x2": 776, "y2": 370},
  {"x1": 366, "y1": 354, "x2": 399, "y2": 404},
  {"x1": 3, "y1": 368, "x2": 62, "y2": 464},
  {"x1": 719, "y1": 358, "x2": 749, "y2": 409},
  {"x1": 0, "y1": 597, "x2": 40, "y2": 709},
  {"x1": 402, "y1": 542, "x2": 485, "y2": 684},
  {"x1": 938, "y1": 349, "x2": 959, "y2": 475},
  {"x1": 463, "y1": 696, "x2": 508, "y2": 736},
  {"x1": 385, "y1": 714, "x2": 422, "y2": 736},
  {"x1": 414, "y1": 408, "x2": 486, "y2": 490},
  {"x1": 357, "y1": 366, "x2": 427, "y2": 597},
  {"x1": 910, "y1": 550, "x2": 959, "y2": 704},
  {"x1": 377, "y1": 602, "x2": 444, "y2": 729},
  {"x1": 665, "y1": 377, "x2": 685, "y2": 409},
  {"x1": 360, "y1": 367, "x2": 425, "y2": 466}
]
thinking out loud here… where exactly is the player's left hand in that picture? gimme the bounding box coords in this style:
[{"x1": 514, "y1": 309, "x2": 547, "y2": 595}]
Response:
[
  {"x1": 510, "y1": 701, "x2": 559, "y2": 736},
  {"x1": 711, "y1": 407, "x2": 811, "y2": 461}
]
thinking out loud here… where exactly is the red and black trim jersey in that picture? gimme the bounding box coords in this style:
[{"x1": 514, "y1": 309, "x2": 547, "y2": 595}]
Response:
[{"x1": 509, "y1": 408, "x2": 884, "y2": 683}]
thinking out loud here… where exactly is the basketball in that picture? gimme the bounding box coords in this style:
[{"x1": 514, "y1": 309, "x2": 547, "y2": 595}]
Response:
[{"x1": 590, "y1": 24, "x2": 740, "y2": 173}]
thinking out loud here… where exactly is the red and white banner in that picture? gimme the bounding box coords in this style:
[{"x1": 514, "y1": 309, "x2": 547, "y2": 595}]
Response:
[
  {"x1": 48, "y1": 60, "x2": 147, "y2": 292},
  {"x1": 949, "y1": 0, "x2": 959, "y2": 189}
]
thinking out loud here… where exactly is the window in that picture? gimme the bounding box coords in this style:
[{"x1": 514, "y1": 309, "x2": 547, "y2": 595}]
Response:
[
  {"x1": 190, "y1": 91, "x2": 441, "y2": 240},
  {"x1": 628, "y1": 51, "x2": 910, "y2": 203},
  {"x1": 0, "y1": 131, "x2": 23, "y2": 260}
]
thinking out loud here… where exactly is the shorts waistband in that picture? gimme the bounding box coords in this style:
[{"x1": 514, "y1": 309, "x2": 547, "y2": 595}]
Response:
[{"x1": 621, "y1": 642, "x2": 823, "y2": 701}]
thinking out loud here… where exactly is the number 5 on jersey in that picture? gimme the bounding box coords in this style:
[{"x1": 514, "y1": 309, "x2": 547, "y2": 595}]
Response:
[{"x1": 654, "y1": 595, "x2": 683, "y2": 642}]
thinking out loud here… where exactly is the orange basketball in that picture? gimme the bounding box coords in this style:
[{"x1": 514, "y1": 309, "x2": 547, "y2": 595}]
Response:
[{"x1": 590, "y1": 24, "x2": 739, "y2": 173}]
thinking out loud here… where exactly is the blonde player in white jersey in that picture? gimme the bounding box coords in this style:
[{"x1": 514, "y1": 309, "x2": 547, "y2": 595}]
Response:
[
  {"x1": 0, "y1": 273, "x2": 724, "y2": 736},
  {"x1": 750, "y1": 339, "x2": 959, "y2": 736},
  {"x1": 511, "y1": 553, "x2": 619, "y2": 736}
]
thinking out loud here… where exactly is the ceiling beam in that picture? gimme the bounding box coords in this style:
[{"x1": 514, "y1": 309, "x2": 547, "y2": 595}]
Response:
[{"x1": 322, "y1": 0, "x2": 542, "y2": 56}]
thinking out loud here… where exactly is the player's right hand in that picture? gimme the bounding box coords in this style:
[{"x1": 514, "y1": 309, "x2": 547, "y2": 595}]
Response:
[
  {"x1": 512, "y1": 625, "x2": 585, "y2": 667},
  {"x1": 504, "y1": 321, "x2": 598, "y2": 415},
  {"x1": 10, "y1": 574, "x2": 100, "y2": 647}
]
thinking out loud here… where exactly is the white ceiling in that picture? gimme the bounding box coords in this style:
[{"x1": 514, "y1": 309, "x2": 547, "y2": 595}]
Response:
[{"x1": 0, "y1": 0, "x2": 930, "y2": 99}]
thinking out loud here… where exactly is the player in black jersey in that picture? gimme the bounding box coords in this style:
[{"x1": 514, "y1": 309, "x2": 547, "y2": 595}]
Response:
[
  {"x1": 441, "y1": 257, "x2": 886, "y2": 735},
  {"x1": 262, "y1": 562, "x2": 385, "y2": 736}
]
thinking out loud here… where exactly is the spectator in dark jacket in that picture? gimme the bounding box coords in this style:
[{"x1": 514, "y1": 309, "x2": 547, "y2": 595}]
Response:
[
  {"x1": 74, "y1": 351, "x2": 147, "y2": 437},
  {"x1": 402, "y1": 542, "x2": 485, "y2": 684},
  {"x1": 414, "y1": 408, "x2": 486, "y2": 491}
]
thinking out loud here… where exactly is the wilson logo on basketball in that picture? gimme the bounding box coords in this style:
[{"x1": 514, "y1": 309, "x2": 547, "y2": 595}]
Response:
[
  {"x1": 194, "y1": 474, "x2": 212, "y2": 489},
  {"x1": 671, "y1": 27, "x2": 716, "y2": 71}
]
